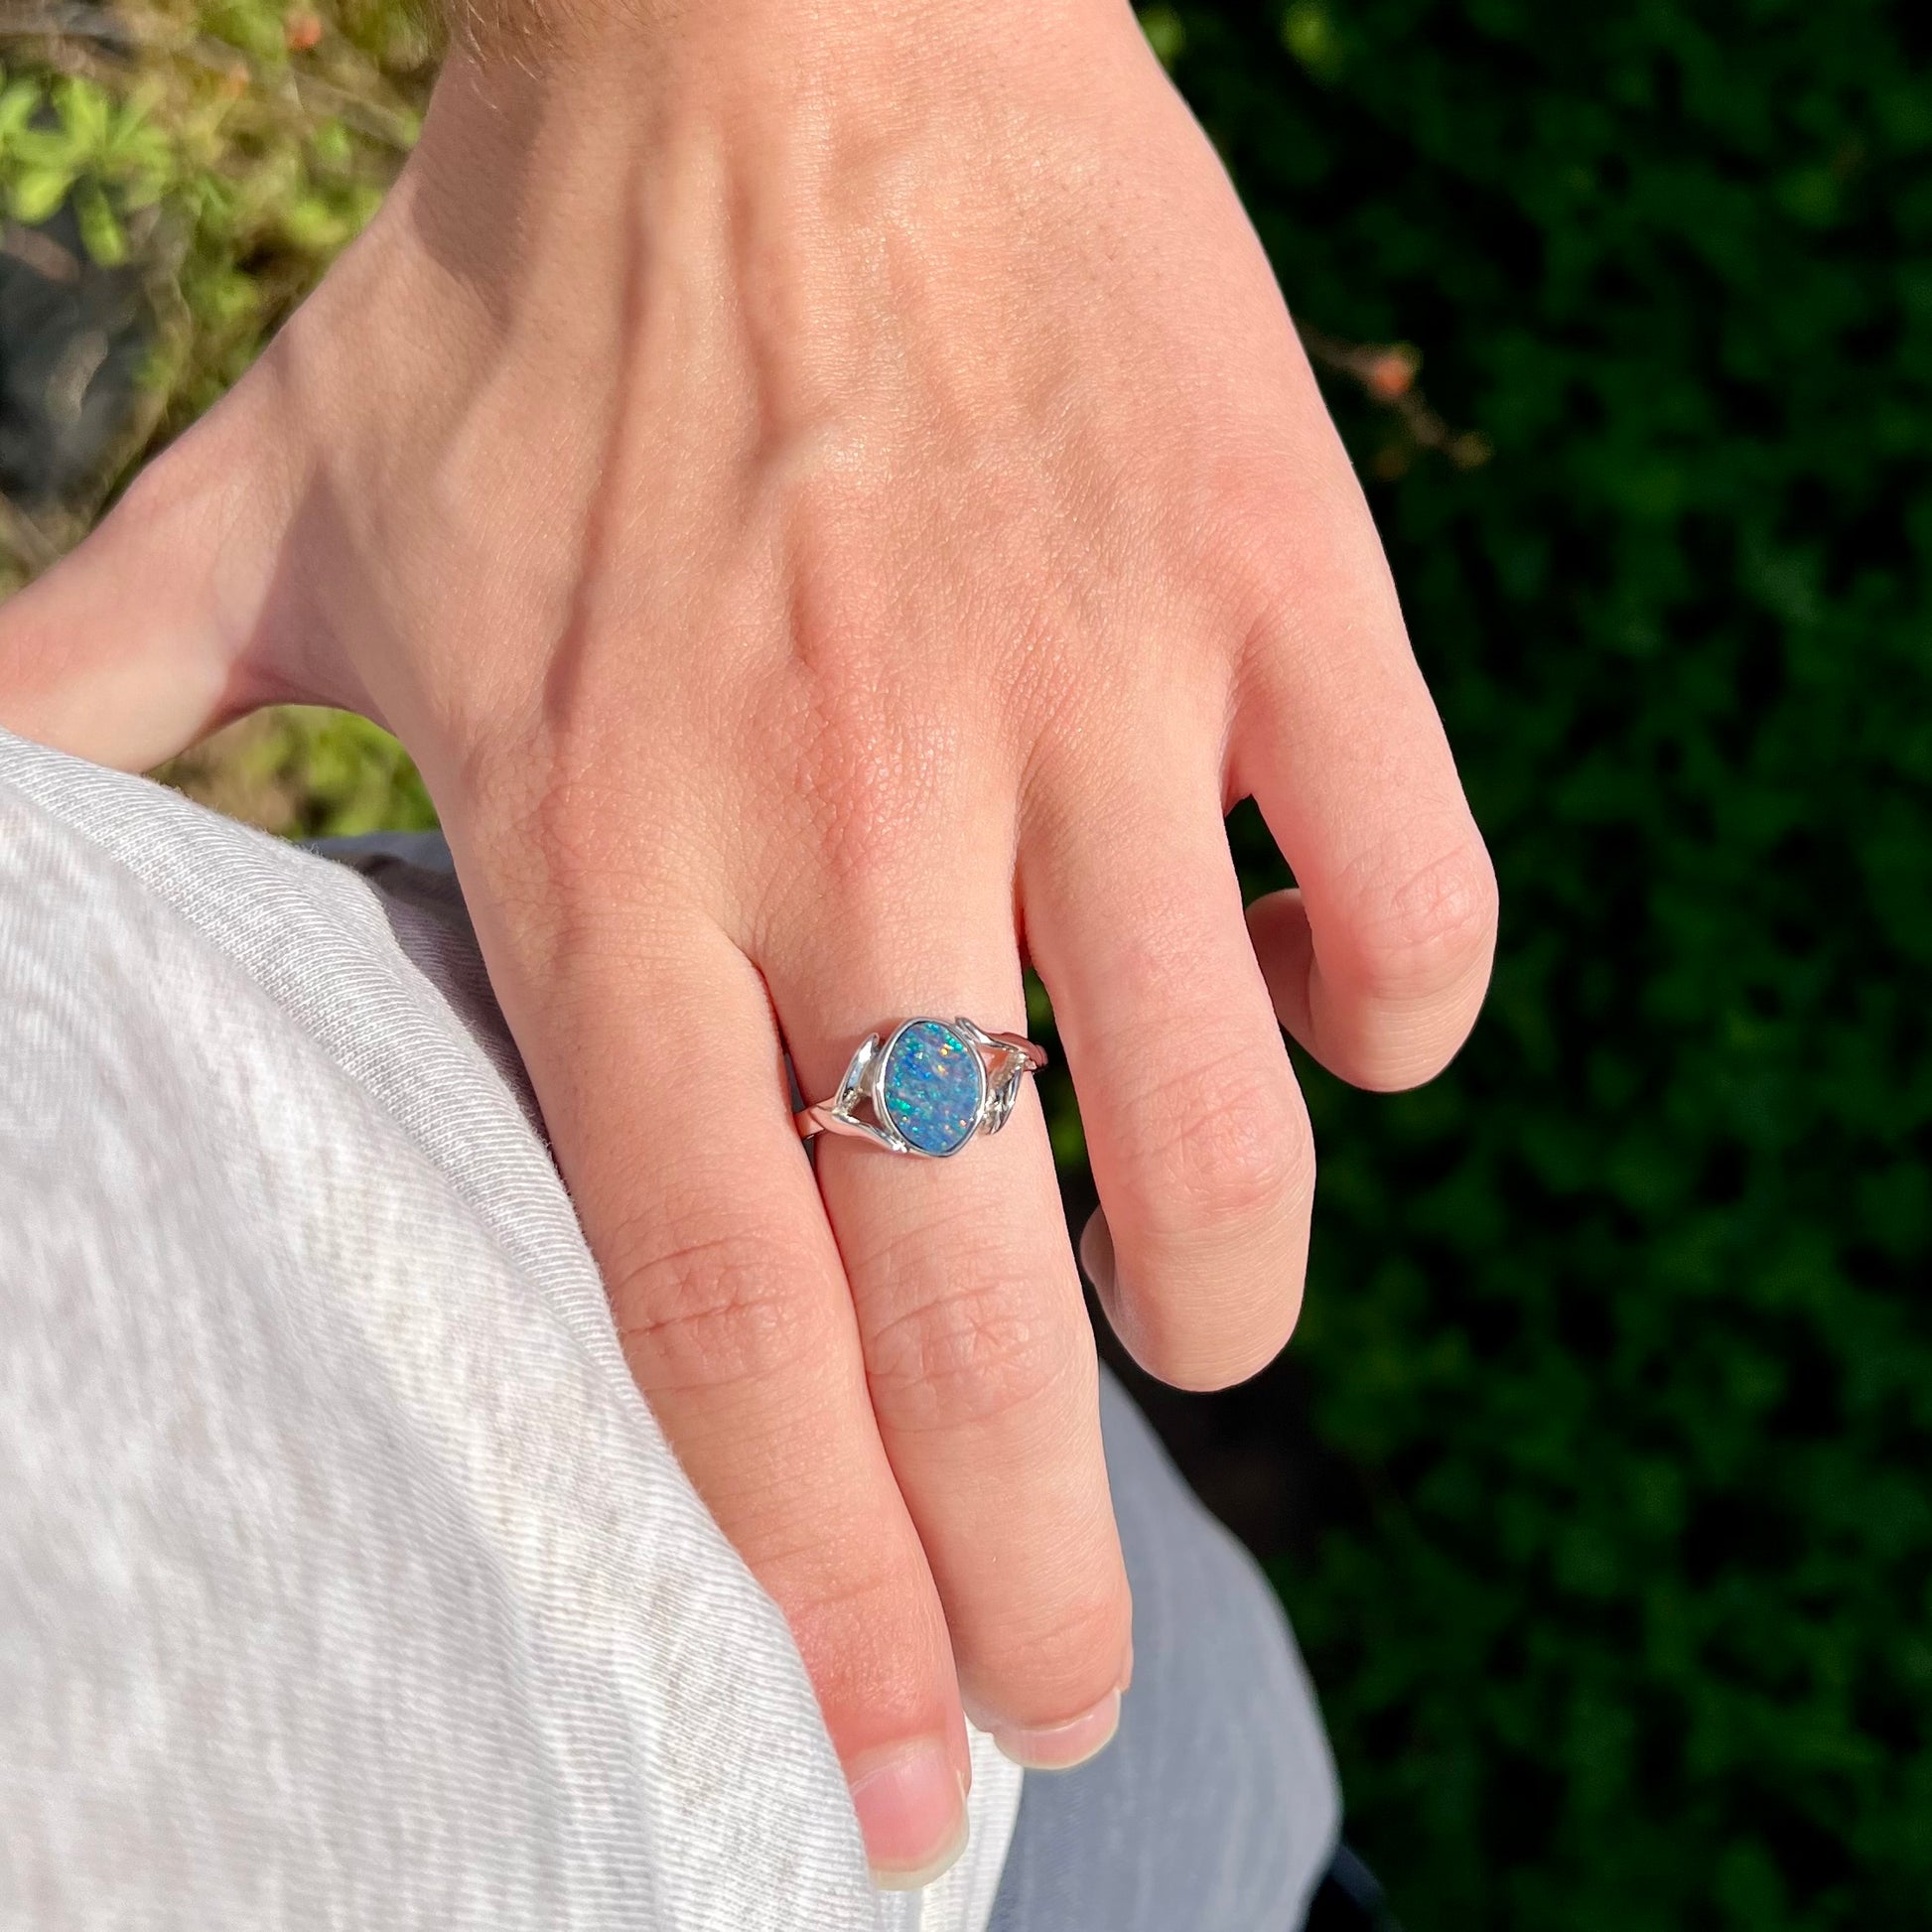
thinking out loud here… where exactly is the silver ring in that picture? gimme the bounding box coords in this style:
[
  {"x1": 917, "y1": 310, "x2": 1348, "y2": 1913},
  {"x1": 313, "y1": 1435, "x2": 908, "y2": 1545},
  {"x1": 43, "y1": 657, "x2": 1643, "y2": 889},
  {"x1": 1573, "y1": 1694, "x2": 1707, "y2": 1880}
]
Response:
[{"x1": 795, "y1": 1016, "x2": 1048, "y2": 1158}]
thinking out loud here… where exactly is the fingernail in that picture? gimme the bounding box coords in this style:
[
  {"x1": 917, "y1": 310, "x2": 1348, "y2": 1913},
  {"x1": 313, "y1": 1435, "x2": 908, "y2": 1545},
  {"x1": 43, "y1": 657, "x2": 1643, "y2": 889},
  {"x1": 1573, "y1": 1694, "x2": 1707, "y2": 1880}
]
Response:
[
  {"x1": 849, "y1": 1740, "x2": 970, "y2": 1890},
  {"x1": 1079, "y1": 1210, "x2": 1115, "y2": 1295},
  {"x1": 991, "y1": 1689, "x2": 1122, "y2": 1770}
]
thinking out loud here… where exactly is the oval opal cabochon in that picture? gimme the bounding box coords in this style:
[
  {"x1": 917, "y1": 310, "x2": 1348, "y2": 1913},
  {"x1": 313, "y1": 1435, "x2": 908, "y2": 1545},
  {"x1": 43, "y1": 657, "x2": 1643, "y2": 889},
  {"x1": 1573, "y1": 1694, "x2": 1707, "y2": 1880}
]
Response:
[{"x1": 880, "y1": 1021, "x2": 986, "y2": 1155}]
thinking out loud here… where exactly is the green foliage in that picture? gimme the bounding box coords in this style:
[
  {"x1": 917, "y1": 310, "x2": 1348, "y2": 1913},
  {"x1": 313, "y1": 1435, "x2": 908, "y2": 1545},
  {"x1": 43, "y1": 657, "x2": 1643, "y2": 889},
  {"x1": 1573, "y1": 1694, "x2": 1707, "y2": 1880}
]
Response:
[
  {"x1": 0, "y1": 0, "x2": 428, "y2": 538},
  {"x1": 155, "y1": 704, "x2": 436, "y2": 835},
  {"x1": 1129, "y1": 3, "x2": 1928, "y2": 1926}
]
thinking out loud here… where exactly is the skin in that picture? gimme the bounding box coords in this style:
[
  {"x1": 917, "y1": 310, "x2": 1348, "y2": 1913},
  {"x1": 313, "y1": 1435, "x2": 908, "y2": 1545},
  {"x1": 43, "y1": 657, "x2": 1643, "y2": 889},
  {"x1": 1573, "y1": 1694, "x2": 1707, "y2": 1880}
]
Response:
[{"x1": 0, "y1": 0, "x2": 1497, "y2": 1887}]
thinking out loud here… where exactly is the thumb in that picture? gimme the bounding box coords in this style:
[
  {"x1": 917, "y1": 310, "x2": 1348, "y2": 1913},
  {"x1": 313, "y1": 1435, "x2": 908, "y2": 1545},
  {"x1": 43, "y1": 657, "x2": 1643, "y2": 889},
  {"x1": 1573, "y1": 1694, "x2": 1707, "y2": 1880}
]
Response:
[{"x1": 0, "y1": 371, "x2": 311, "y2": 773}]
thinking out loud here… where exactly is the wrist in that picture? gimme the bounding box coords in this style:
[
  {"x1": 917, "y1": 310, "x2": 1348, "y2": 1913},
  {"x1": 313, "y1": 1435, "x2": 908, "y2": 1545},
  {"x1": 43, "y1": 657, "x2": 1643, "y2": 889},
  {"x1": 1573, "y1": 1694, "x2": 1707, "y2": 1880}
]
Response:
[
  {"x1": 438, "y1": 0, "x2": 1133, "y2": 101},
  {"x1": 408, "y1": 0, "x2": 1144, "y2": 256}
]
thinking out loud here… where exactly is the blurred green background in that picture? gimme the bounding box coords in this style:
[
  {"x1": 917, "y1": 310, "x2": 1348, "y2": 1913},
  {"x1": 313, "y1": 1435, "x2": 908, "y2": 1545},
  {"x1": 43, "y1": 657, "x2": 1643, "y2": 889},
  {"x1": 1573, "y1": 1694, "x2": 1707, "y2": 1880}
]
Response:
[{"x1": 2, "y1": 2, "x2": 1926, "y2": 1926}]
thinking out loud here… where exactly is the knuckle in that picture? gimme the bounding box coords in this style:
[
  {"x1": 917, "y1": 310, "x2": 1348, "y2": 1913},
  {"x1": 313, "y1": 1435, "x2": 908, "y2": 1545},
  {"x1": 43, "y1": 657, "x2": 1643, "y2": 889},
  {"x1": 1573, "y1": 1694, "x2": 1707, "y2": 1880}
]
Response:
[
  {"x1": 974, "y1": 1577, "x2": 1133, "y2": 1721},
  {"x1": 612, "y1": 1210, "x2": 819, "y2": 1396},
  {"x1": 1132, "y1": 1045, "x2": 1314, "y2": 1234},
  {"x1": 747, "y1": 678, "x2": 945, "y2": 939},
  {"x1": 763, "y1": 1552, "x2": 956, "y2": 1745},
  {"x1": 864, "y1": 1236, "x2": 1080, "y2": 1435},
  {"x1": 761, "y1": 1534, "x2": 920, "y2": 1652},
  {"x1": 1350, "y1": 837, "x2": 1500, "y2": 1008},
  {"x1": 754, "y1": 596, "x2": 939, "y2": 893},
  {"x1": 791, "y1": 709, "x2": 921, "y2": 894},
  {"x1": 1100, "y1": 1048, "x2": 1312, "y2": 1390}
]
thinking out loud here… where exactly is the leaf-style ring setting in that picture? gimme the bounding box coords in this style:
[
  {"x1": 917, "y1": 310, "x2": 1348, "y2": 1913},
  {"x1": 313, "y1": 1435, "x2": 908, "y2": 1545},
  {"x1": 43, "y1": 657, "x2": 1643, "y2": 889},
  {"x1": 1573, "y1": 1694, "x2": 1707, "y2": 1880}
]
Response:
[{"x1": 794, "y1": 1017, "x2": 1048, "y2": 1158}]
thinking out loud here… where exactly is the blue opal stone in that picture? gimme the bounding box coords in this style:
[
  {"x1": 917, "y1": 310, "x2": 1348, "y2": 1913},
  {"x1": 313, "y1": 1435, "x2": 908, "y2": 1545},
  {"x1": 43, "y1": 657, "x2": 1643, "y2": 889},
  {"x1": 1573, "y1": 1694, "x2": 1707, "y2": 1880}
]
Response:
[{"x1": 881, "y1": 1021, "x2": 985, "y2": 1155}]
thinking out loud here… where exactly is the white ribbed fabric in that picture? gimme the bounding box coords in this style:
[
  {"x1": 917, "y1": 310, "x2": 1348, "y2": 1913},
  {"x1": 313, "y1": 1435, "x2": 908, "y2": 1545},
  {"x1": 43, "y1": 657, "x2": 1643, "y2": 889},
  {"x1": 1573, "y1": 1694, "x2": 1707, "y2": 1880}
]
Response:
[{"x1": 0, "y1": 730, "x2": 1021, "y2": 1932}]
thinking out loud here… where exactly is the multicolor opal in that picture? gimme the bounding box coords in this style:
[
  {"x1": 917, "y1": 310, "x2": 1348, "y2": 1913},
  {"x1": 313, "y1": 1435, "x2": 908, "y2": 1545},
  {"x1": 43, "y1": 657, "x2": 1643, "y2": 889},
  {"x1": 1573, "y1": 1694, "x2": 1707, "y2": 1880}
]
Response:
[{"x1": 880, "y1": 1020, "x2": 986, "y2": 1155}]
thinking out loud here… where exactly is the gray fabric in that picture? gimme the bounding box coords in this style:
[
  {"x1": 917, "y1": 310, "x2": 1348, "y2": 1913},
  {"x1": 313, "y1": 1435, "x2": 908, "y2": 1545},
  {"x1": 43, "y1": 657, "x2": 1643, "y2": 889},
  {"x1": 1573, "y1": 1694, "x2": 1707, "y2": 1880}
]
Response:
[
  {"x1": 0, "y1": 733, "x2": 1020, "y2": 1932},
  {"x1": 990, "y1": 1378, "x2": 1339, "y2": 1932}
]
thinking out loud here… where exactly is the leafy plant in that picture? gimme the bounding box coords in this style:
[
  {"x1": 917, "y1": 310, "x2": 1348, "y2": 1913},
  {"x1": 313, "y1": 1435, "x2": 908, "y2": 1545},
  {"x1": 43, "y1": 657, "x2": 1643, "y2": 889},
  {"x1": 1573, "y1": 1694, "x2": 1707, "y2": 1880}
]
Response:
[
  {"x1": 1165, "y1": 4, "x2": 1931, "y2": 1927},
  {"x1": 153, "y1": 702, "x2": 435, "y2": 834},
  {"x1": 0, "y1": 0, "x2": 430, "y2": 577}
]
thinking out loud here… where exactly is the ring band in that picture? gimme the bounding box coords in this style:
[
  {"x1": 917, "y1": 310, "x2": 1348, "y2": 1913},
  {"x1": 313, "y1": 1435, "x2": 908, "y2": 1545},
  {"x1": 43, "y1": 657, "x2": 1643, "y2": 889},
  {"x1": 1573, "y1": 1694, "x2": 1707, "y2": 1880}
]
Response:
[{"x1": 795, "y1": 1016, "x2": 1048, "y2": 1158}]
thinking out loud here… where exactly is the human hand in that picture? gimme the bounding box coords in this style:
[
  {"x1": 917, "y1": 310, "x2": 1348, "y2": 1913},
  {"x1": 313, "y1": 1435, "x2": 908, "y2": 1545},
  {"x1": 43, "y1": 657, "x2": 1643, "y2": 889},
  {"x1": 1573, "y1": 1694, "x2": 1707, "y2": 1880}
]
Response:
[{"x1": 0, "y1": 0, "x2": 1495, "y2": 1884}]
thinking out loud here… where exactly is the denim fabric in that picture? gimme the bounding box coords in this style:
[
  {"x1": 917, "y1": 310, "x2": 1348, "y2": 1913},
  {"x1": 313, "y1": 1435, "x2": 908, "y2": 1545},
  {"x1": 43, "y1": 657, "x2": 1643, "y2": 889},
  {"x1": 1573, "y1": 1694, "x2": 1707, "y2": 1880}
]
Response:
[{"x1": 991, "y1": 1376, "x2": 1340, "y2": 1931}]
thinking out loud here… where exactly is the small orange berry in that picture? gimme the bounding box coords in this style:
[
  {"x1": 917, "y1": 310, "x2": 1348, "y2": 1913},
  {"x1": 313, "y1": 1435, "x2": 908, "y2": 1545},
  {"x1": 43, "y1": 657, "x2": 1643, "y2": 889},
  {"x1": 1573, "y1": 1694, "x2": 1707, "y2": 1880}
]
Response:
[{"x1": 1366, "y1": 351, "x2": 1416, "y2": 401}]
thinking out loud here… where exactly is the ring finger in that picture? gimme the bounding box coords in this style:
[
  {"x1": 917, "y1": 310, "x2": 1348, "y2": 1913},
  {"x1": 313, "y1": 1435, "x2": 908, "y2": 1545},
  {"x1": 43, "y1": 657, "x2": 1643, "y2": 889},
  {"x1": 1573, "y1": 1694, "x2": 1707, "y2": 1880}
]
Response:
[{"x1": 767, "y1": 852, "x2": 1133, "y2": 1770}]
